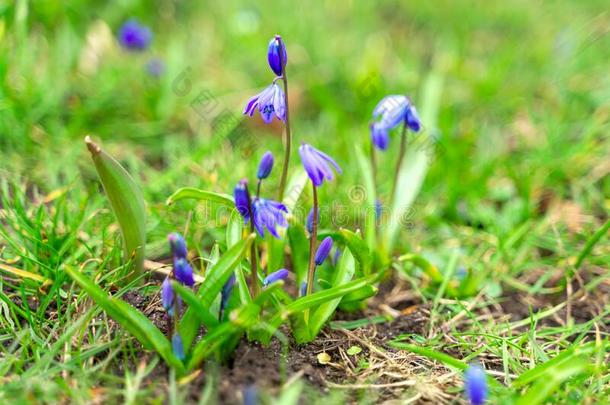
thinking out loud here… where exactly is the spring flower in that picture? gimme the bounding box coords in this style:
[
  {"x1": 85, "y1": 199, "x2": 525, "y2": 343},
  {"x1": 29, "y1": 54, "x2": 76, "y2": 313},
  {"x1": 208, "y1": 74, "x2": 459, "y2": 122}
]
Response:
[
  {"x1": 172, "y1": 333, "x2": 185, "y2": 360},
  {"x1": 234, "y1": 179, "x2": 251, "y2": 222},
  {"x1": 263, "y1": 268, "x2": 289, "y2": 288},
  {"x1": 117, "y1": 20, "x2": 152, "y2": 51},
  {"x1": 464, "y1": 363, "x2": 488, "y2": 405},
  {"x1": 375, "y1": 199, "x2": 383, "y2": 220},
  {"x1": 174, "y1": 257, "x2": 194, "y2": 287},
  {"x1": 298, "y1": 144, "x2": 342, "y2": 187},
  {"x1": 168, "y1": 233, "x2": 188, "y2": 259},
  {"x1": 252, "y1": 198, "x2": 288, "y2": 238},
  {"x1": 257, "y1": 151, "x2": 274, "y2": 180},
  {"x1": 314, "y1": 236, "x2": 333, "y2": 266},
  {"x1": 370, "y1": 95, "x2": 421, "y2": 150},
  {"x1": 220, "y1": 273, "x2": 236, "y2": 318},
  {"x1": 267, "y1": 35, "x2": 287, "y2": 76},
  {"x1": 300, "y1": 281, "x2": 307, "y2": 297},
  {"x1": 161, "y1": 277, "x2": 174, "y2": 312},
  {"x1": 306, "y1": 207, "x2": 319, "y2": 234},
  {"x1": 243, "y1": 83, "x2": 286, "y2": 124}
]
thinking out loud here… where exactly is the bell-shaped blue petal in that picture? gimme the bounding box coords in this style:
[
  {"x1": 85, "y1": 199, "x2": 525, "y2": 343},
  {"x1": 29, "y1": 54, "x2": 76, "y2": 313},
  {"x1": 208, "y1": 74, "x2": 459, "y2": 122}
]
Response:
[
  {"x1": 168, "y1": 233, "x2": 188, "y2": 259},
  {"x1": 257, "y1": 151, "x2": 274, "y2": 180},
  {"x1": 405, "y1": 104, "x2": 421, "y2": 132},
  {"x1": 267, "y1": 35, "x2": 287, "y2": 76},
  {"x1": 174, "y1": 257, "x2": 194, "y2": 287},
  {"x1": 298, "y1": 144, "x2": 342, "y2": 187},
  {"x1": 465, "y1": 363, "x2": 488, "y2": 405},
  {"x1": 371, "y1": 122, "x2": 390, "y2": 150},
  {"x1": 314, "y1": 236, "x2": 333, "y2": 266},
  {"x1": 172, "y1": 333, "x2": 185, "y2": 361},
  {"x1": 234, "y1": 179, "x2": 251, "y2": 223},
  {"x1": 252, "y1": 198, "x2": 288, "y2": 238},
  {"x1": 243, "y1": 83, "x2": 286, "y2": 124},
  {"x1": 263, "y1": 268, "x2": 289, "y2": 288}
]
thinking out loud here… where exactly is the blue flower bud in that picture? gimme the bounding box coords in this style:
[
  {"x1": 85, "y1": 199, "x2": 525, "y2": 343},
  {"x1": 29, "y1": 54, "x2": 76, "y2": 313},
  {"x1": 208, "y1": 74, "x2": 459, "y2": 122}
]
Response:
[
  {"x1": 314, "y1": 236, "x2": 333, "y2": 266},
  {"x1": 172, "y1": 333, "x2": 185, "y2": 361},
  {"x1": 375, "y1": 199, "x2": 383, "y2": 220},
  {"x1": 257, "y1": 151, "x2": 274, "y2": 180},
  {"x1": 168, "y1": 233, "x2": 188, "y2": 259},
  {"x1": 405, "y1": 104, "x2": 421, "y2": 132},
  {"x1": 117, "y1": 19, "x2": 152, "y2": 51},
  {"x1": 267, "y1": 35, "x2": 287, "y2": 76},
  {"x1": 220, "y1": 273, "x2": 236, "y2": 319},
  {"x1": 300, "y1": 281, "x2": 307, "y2": 297},
  {"x1": 263, "y1": 268, "x2": 289, "y2": 288},
  {"x1": 306, "y1": 207, "x2": 319, "y2": 234},
  {"x1": 174, "y1": 257, "x2": 194, "y2": 287},
  {"x1": 234, "y1": 179, "x2": 251, "y2": 222},
  {"x1": 465, "y1": 363, "x2": 488, "y2": 405},
  {"x1": 161, "y1": 277, "x2": 174, "y2": 312}
]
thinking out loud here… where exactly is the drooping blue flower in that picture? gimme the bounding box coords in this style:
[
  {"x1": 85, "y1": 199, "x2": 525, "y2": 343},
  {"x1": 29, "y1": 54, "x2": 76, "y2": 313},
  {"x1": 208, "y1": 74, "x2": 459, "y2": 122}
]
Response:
[
  {"x1": 168, "y1": 233, "x2": 188, "y2": 259},
  {"x1": 298, "y1": 144, "x2": 342, "y2": 187},
  {"x1": 234, "y1": 179, "x2": 251, "y2": 223},
  {"x1": 267, "y1": 35, "x2": 287, "y2": 76},
  {"x1": 220, "y1": 272, "x2": 236, "y2": 319},
  {"x1": 306, "y1": 207, "x2": 318, "y2": 235},
  {"x1": 243, "y1": 83, "x2": 286, "y2": 124},
  {"x1": 464, "y1": 363, "x2": 488, "y2": 405},
  {"x1": 174, "y1": 257, "x2": 195, "y2": 287},
  {"x1": 161, "y1": 277, "x2": 174, "y2": 312},
  {"x1": 263, "y1": 268, "x2": 289, "y2": 288},
  {"x1": 117, "y1": 19, "x2": 152, "y2": 51},
  {"x1": 172, "y1": 333, "x2": 185, "y2": 361},
  {"x1": 257, "y1": 151, "x2": 274, "y2": 180},
  {"x1": 300, "y1": 281, "x2": 307, "y2": 297},
  {"x1": 370, "y1": 95, "x2": 421, "y2": 150},
  {"x1": 314, "y1": 236, "x2": 333, "y2": 266},
  {"x1": 370, "y1": 122, "x2": 390, "y2": 150},
  {"x1": 252, "y1": 198, "x2": 288, "y2": 238}
]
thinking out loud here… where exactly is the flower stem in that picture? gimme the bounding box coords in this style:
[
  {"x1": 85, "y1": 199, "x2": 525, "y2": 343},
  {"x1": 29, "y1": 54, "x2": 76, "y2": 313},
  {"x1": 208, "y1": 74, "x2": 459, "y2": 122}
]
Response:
[
  {"x1": 277, "y1": 70, "x2": 292, "y2": 201},
  {"x1": 390, "y1": 122, "x2": 408, "y2": 204},
  {"x1": 306, "y1": 182, "x2": 318, "y2": 297},
  {"x1": 246, "y1": 187, "x2": 260, "y2": 297}
]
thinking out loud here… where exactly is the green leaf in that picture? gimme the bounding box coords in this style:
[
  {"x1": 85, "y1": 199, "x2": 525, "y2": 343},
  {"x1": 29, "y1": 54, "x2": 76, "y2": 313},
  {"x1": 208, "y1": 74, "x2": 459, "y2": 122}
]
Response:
[
  {"x1": 179, "y1": 234, "x2": 254, "y2": 348},
  {"x1": 287, "y1": 218, "x2": 309, "y2": 285},
  {"x1": 64, "y1": 266, "x2": 183, "y2": 371},
  {"x1": 282, "y1": 170, "x2": 309, "y2": 211},
  {"x1": 172, "y1": 282, "x2": 219, "y2": 330},
  {"x1": 338, "y1": 228, "x2": 372, "y2": 276},
  {"x1": 383, "y1": 70, "x2": 443, "y2": 253},
  {"x1": 339, "y1": 284, "x2": 378, "y2": 305},
  {"x1": 85, "y1": 136, "x2": 146, "y2": 279},
  {"x1": 308, "y1": 248, "x2": 356, "y2": 340},
  {"x1": 398, "y1": 253, "x2": 443, "y2": 283},
  {"x1": 353, "y1": 145, "x2": 377, "y2": 256},
  {"x1": 265, "y1": 232, "x2": 286, "y2": 274},
  {"x1": 225, "y1": 209, "x2": 243, "y2": 248},
  {"x1": 166, "y1": 187, "x2": 234, "y2": 207}
]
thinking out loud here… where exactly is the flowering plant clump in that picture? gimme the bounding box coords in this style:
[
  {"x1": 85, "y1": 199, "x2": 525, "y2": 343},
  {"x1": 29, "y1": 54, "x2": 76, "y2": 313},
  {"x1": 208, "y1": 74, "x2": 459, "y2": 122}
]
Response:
[{"x1": 75, "y1": 33, "x2": 443, "y2": 375}]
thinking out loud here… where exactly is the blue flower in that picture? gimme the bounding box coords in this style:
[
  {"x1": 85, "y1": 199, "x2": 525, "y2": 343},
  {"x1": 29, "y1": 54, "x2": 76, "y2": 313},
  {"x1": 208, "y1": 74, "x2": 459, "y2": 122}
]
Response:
[
  {"x1": 314, "y1": 236, "x2": 333, "y2": 266},
  {"x1": 375, "y1": 199, "x2": 383, "y2": 220},
  {"x1": 161, "y1": 277, "x2": 174, "y2": 312},
  {"x1": 243, "y1": 83, "x2": 286, "y2": 124},
  {"x1": 300, "y1": 281, "x2": 307, "y2": 297},
  {"x1": 298, "y1": 144, "x2": 342, "y2": 187},
  {"x1": 117, "y1": 19, "x2": 152, "y2": 51},
  {"x1": 267, "y1": 35, "x2": 287, "y2": 76},
  {"x1": 263, "y1": 268, "x2": 289, "y2": 288},
  {"x1": 257, "y1": 151, "x2": 274, "y2": 180},
  {"x1": 464, "y1": 363, "x2": 488, "y2": 405},
  {"x1": 172, "y1": 333, "x2": 185, "y2": 361},
  {"x1": 371, "y1": 95, "x2": 421, "y2": 150},
  {"x1": 234, "y1": 179, "x2": 251, "y2": 223},
  {"x1": 174, "y1": 257, "x2": 194, "y2": 287},
  {"x1": 220, "y1": 273, "x2": 236, "y2": 318},
  {"x1": 252, "y1": 198, "x2": 288, "y2": 238},
  {"x1": 168, "y1": 233, "x2": 188, "y2": 259}
]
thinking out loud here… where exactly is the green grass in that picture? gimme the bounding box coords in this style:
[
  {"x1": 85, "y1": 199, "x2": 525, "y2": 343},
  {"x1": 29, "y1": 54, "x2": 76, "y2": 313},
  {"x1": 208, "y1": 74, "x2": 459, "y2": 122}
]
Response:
[{"x1": 1, "y1": 0, "x2": 609, "y2": 403}]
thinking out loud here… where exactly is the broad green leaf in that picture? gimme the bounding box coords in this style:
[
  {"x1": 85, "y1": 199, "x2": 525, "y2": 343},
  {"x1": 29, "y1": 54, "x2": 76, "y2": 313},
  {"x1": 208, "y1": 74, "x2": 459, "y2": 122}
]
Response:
[
  {"x1": 265, "y1": 232, "x2": 286, "y2": 274},
  {"x1": 383, "y1": 71, "x2": 443, "y2": 253},
  {"x1": 338, "y1": 229, "x2": 371, "y2": 276},
  {"x1": 339, "y1": 284, "x2": 378, "y2": 305},
  {"x1": 64, "y1": 266, "x2": 183, "y2": 371},
  {"x1": 398, "y1": 253, "x2": 443, "y2": 283},
  {"x1": 353, "y1": 145, "x2": 377, "y2": 256},
  {"x1": 308, "y1": 248, "x2": 356, "y2": 340},
  {"x1": 282, "y1": 170, "x2": 309, "y2": 212},
  {"x1": 179, "y1": 234, "x2": 254, "y2": 348},
  {"x1": 166, "y1": 187, "x2": 234, "y2": 207},
  {"x1": 86, "y1": 136, "x2": 146, "y2": 279},
  {"x1": 287, "y1": 218, "x2": 309, "y2": 285},
  {"x1": 172, "y1": 282, "x2": 219, "y2": 329},
  {"x1": 225, "y1": 209, "x2": 243, "y2": 248}
]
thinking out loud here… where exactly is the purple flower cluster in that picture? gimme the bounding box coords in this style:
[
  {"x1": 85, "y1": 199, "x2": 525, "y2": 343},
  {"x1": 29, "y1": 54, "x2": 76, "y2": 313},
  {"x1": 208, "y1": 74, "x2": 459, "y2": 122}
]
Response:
[{"x1": 161, "y1": 233, "x2": 194, "y2": 320}]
